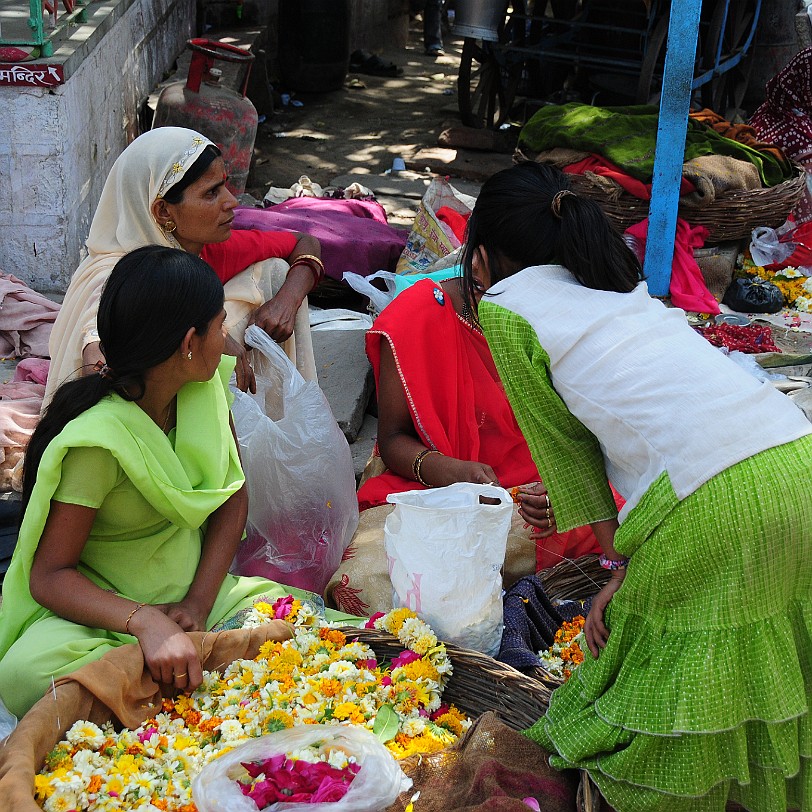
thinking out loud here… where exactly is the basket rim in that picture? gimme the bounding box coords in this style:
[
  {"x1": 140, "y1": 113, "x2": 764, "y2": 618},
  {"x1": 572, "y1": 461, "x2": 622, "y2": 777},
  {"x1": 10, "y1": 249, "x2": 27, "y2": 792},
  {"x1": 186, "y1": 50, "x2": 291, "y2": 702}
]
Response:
[{"x1": 338, "y1": 625, "x2": 552, "y2": 730}]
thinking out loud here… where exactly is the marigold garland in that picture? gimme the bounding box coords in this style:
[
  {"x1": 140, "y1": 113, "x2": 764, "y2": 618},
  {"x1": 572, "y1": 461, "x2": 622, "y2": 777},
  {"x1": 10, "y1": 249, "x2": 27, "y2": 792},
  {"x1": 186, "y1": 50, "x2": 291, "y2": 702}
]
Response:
[
  {"x1": 537, "y1": 615, "x2": 586, "y2": 681},
  {"x1": 34, "y1": 599, "x2": 470, "y2": 812}
]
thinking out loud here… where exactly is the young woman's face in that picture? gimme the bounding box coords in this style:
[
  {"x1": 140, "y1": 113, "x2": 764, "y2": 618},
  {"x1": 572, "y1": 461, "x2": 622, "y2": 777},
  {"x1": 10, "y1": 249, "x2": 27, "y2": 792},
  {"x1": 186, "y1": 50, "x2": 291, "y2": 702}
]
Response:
[{"x1": 167, "y1": 158, "x2": 237, "y2": 254}]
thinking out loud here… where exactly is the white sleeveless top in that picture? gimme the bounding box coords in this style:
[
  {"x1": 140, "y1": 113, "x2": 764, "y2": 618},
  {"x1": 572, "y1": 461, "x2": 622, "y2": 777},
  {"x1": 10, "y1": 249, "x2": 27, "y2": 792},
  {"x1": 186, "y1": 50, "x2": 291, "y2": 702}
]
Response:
[{"x1": 488, "y1": 265, "x2": 812, "y2": 519}]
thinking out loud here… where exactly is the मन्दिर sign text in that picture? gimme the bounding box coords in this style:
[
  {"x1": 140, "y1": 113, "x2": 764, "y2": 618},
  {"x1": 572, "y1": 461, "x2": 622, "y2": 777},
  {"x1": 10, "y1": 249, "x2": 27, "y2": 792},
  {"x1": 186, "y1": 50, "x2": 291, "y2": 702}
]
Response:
[{"x1": 0, "y1": 64, "x2": 64, "y2": 87}]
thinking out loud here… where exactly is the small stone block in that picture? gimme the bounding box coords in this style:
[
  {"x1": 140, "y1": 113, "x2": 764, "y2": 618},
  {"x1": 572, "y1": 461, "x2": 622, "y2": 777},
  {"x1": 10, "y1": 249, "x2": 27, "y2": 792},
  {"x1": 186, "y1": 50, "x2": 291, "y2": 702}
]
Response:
[{"x1": 312, "y1": 328, "x2": 374, "y2": 443}]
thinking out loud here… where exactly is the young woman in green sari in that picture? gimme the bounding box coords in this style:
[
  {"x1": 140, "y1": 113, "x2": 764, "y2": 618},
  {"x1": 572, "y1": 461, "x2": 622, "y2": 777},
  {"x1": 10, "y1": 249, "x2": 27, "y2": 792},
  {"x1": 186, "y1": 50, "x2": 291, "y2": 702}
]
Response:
[{"x1": 0, "y1": 246, "x2": 355, "y2": 719}]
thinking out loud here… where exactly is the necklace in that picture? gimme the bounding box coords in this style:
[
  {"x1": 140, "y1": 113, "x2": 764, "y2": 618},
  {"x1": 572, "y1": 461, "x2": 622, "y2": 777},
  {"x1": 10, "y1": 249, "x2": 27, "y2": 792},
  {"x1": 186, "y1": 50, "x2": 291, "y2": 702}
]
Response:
[
  {"x1": 459, "y1": 293, "x2": 482, "y2": 333},
  {"x1": 160, "y1": 401, "x2": 174, "y2": 434}
]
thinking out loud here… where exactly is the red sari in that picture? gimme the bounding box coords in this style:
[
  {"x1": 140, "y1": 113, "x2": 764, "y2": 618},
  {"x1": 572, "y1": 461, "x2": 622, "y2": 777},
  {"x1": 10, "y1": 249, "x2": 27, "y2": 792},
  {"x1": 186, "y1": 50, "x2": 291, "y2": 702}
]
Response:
[{"x1": 356, "y1": 279, "x2": 609, "y2": 569}]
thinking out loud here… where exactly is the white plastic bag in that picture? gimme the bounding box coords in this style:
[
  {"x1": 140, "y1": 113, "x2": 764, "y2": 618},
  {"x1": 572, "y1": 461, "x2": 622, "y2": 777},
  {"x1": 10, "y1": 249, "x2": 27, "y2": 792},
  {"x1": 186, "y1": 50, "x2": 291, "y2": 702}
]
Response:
[
  {"x1": 192, "y1": 724, "x2": 412, "y2": 812},
  {"x1": 230, "y1": 326, "x2": 359, "y2": 594},
  {"x1": 384, "y1": 482, "x2": 513, "y2": 656},
  {"x1": 342, "y1": 270, "x2": 399, "y2": 318}
]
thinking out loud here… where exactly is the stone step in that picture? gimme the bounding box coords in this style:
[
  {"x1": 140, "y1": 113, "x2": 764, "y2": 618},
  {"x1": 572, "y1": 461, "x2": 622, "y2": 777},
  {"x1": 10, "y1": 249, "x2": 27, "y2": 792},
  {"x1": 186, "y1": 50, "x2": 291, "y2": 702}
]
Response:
[
  {"x1": 350, "y1": 413, "x2": 378, "y2": 487},
  {"x1": 312, "y1": 327, "x2": 374, "y2": 445}
]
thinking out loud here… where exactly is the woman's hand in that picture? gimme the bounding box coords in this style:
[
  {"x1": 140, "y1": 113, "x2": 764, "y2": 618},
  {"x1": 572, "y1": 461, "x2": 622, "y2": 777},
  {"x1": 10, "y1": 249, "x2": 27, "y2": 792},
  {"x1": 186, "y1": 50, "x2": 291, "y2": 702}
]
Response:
[
  {"x1": 223, "y1": 333, "x2": 256, "y2": 394},
  {"x1": 584, "y1": 570, "x2": 625, "y2": 658},
  {"x1": 248, "y1": 291, "x2": 300, "y2": 342},
  {"x1": 129, "y1": 605, "x2": 204, "y2": 692},
  {"x1": 514, "y1": 482, "x2": 556, "y2": 538},
  {"x1": 158, "y1": 598, "x2": 209, "y2": 632},
  {"x1": 423, "y1": 455, "x2": 498, "y2": 487}
]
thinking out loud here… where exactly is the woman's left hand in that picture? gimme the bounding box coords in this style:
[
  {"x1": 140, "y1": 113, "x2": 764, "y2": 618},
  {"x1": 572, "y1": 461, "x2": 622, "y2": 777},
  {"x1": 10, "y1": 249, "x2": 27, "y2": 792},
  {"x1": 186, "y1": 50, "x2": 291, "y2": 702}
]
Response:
[
  {"x1": 159, "y1": 599, "x2": 209, "y2": 632},
  {"x1": 584, "y1": 570, "x2": 625, "y2": 658},
  {"x1": 223, "y1": 334, "x2": 256, "y2": 393},
  {"x1": 248, "y1": 292, "x2": 300, "y2": 342},
  {"x1": 515, "y1": 482, "x2": 557, "y2": 538}
]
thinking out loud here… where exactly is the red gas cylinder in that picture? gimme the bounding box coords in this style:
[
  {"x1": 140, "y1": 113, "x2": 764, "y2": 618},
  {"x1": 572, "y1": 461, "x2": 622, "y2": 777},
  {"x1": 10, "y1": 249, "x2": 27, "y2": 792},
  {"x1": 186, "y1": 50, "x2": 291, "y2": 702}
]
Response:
[{"x1": 152, "y1": 39, "x2": 257, "y2": 195}]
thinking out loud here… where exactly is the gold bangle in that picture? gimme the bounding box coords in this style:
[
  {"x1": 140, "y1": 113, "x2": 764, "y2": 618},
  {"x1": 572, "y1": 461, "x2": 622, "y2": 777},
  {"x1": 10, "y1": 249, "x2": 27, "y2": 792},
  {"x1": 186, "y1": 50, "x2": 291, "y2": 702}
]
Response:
[
  {"x1": 290, "y1": 253, "x2": 325, "y2": 287},
  {"x1": 125, "y1": 602, "x2": 146, "y2": 635},
  {"x1": 413, "y1": 448, "x2": 441, "y2": 487}
]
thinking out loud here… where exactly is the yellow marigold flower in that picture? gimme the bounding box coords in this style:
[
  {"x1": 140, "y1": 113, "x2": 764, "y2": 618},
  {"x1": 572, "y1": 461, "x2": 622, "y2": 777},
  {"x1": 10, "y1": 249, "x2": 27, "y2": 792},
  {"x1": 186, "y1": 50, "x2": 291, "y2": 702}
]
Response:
[
  {"x1": 264, "y1": 710, "x2": 294, "y2": 731},
  {"x1": 434, "y1": 705, "x2": 468, "y2": 737},
  {"x1": 114, "y1": 753, "x2": 139, "y2": 776},
  {"x1": 33, "y1": 774, "x2": 54, "y2": 801},
  {"x1": 258, "y1": 640, "x2": 284, "y2": 660},
  {"x1": 332, "y1": 701, "x2": 365, "y2": 724},
  {"x1": 383, "y1": 607, "x2": 417, "y2": 635},
  {"x1": 400, "y1": 658, "x2": 439, "y2": 683}
]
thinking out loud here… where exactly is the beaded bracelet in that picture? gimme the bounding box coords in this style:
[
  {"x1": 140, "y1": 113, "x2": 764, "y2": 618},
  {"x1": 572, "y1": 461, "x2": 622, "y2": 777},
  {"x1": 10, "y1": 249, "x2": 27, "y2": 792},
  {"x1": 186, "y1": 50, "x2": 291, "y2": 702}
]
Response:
[
  {"x1": 125, "y1": 602, "x2": 147, "y2": 634},
  {"x1": 598, "y1": 554, "x2": 630, "y2": 571},
  {"x1": 290, "y1": 253, "x2": 325, "y2": 288},
  {"x1": 412, "y1": 448, "x2": 441, "y2": 487}
]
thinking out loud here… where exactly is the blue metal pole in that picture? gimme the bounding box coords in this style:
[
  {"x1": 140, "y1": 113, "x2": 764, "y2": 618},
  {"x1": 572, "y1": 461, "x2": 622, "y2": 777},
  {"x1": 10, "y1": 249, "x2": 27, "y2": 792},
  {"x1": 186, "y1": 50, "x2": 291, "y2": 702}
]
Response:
[{"x1": 643, "y1": 0, "x2": 703, "y2": 297}]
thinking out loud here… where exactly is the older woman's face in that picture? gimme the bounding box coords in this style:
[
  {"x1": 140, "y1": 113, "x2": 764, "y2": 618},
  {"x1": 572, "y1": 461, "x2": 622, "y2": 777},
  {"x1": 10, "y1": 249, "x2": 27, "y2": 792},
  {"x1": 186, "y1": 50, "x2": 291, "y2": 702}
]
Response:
[{"x1": 166, "y1": 157, "x2": 238, "y2": 255}]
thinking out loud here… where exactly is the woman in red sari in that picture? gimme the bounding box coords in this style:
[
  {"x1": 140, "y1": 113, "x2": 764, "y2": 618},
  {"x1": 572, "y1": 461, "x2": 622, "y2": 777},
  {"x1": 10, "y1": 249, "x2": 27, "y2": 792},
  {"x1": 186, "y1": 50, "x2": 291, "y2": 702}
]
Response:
[{"x1": 326, "y1": 274, "x2": 618, "y2": 616}]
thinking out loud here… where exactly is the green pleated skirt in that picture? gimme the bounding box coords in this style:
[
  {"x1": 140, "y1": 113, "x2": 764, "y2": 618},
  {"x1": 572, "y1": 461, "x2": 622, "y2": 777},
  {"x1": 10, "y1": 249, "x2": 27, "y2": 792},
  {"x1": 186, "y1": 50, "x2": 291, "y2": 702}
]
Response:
[{"x1": 525, "y1": 434, "x2": 812, "y2": 812}]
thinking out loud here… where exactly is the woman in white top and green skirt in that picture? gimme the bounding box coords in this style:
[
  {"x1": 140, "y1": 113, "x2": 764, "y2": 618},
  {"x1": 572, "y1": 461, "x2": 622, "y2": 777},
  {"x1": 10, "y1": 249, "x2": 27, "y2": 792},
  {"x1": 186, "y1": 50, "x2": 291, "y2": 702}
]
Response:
[{"x1": 461, "y1": 161, "x2": 812, "y2": 812}]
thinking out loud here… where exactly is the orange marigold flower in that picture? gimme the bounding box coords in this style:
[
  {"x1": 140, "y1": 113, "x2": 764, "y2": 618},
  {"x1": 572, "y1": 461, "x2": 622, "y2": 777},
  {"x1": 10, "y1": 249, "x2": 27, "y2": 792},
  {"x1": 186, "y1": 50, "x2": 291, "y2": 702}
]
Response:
[
  {"x1": 318, "y1": 628, "x2": 347, "y2": 647},
  {"x1": 87, "y1": 775, "x2": 103, "y2": 794}
]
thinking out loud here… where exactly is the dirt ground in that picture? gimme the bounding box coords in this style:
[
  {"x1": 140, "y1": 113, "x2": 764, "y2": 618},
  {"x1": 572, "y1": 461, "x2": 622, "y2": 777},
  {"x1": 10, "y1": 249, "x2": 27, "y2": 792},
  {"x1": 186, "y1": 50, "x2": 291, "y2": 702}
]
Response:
[{"x1": 244, "y1": 17, "x2": 467, "y2": 224}]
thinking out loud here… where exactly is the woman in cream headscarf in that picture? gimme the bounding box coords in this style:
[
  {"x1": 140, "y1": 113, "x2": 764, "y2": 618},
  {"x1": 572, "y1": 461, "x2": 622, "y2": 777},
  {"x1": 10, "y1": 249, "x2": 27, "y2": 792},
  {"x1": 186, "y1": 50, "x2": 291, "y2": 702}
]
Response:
[{"x1": 45, "y1": 127, "x2": 321, "y2": 407}]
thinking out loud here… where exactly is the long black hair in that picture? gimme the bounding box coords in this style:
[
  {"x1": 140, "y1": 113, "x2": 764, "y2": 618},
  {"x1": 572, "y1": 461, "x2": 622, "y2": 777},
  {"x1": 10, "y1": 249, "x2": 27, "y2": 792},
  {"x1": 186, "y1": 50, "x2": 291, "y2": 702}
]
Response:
[
  {"x1": 22, "y1": 246, "x2": 224, "y2": 518},
  {"x1": 460, "y1": 161, "x2": 642, "y2": 315}
]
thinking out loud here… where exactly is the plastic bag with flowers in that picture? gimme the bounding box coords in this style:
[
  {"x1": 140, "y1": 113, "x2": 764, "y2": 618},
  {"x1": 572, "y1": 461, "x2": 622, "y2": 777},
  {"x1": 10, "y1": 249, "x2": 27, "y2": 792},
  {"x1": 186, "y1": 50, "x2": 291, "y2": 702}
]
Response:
[{"x1": 191, "y1": 724, "x2": 411, "y2": 811}]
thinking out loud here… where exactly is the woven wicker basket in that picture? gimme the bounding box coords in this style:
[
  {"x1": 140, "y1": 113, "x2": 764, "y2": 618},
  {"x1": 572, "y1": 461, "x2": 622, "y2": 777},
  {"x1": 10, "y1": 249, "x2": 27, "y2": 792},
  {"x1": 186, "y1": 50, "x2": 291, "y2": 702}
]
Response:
[
  {"x1": 340, "y1": 626, "x2": 553, "y2": 731},
  {"x1": 566, "y1": 164, "x2": 806, "y2": 243}
]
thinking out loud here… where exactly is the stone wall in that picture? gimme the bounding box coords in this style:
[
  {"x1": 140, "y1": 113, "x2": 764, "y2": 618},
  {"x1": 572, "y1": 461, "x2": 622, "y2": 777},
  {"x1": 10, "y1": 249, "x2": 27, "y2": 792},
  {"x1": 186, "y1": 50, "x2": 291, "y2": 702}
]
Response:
[{"x1": 0, "y1": 0, "x2": 195, "y2": 292}]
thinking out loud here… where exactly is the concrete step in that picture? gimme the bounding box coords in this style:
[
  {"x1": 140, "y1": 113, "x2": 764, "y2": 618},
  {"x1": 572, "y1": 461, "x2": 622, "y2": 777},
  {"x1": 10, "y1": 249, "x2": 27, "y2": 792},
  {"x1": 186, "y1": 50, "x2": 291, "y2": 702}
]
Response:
[
  {"x1": 350, "y1": 413, "x2": 378, "y2": 487},
  {"x1": 312, "y1": 327, "x2": 374, "y2": 444}
]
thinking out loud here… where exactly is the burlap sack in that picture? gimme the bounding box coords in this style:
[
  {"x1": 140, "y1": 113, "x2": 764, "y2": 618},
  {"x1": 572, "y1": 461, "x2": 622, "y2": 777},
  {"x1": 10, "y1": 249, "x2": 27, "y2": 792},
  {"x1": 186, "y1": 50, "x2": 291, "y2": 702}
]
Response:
[
  {"x1": 385, "y1": 711, "x2": 577, "y2": 812},
  {"x1": 0, "y1": 623, "x2": 292, "y2": 812}
]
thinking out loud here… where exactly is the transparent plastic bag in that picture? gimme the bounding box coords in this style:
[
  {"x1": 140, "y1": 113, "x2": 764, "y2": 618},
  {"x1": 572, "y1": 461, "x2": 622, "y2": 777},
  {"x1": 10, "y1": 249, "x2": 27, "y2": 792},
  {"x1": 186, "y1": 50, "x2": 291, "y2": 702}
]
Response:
[
  {"x1": 230, "y1": 326, "x2": 359, "y2": 594},
  {"x1": 749, "y1": 225, "x2": 796, "y2": 267},
  {"x1": 192, "y1": 724, "x2": 412, "y2": 812}
]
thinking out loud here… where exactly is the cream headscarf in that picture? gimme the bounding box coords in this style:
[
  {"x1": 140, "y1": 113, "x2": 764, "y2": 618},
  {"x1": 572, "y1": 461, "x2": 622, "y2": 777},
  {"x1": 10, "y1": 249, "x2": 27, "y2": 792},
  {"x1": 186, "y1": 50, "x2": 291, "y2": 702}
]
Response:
[{"x1": 44, "y1": 128, "x2": 215, "y2": 407}]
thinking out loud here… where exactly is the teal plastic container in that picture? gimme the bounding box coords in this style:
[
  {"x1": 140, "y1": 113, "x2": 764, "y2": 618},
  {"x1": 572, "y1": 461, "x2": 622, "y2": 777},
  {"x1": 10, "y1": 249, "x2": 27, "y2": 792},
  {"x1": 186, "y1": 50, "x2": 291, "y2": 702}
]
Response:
[{"x1": 393, "y1": 266, "x2": 462, "y2": 297}]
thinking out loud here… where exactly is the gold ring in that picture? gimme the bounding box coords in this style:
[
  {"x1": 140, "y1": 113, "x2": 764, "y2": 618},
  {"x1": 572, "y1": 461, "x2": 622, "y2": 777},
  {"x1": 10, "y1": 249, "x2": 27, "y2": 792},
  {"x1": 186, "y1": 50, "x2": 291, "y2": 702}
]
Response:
[
  {"x1": 544, "y1": 494, "x2": 550, "y2": 509},
  {"x1": 545, "y1": 507, "x2": 550, "y2": 520},
  {"x1": 175, "y1": 672, "x2": 187, "y2": 679}
]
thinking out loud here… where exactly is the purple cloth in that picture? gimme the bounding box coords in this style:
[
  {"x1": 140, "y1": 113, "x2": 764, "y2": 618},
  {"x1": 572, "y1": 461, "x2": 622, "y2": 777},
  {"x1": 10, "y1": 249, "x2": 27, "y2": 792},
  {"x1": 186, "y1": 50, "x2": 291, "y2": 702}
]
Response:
[{"x1": 233, "y1": 198, "x2": 408, "y2": 281}]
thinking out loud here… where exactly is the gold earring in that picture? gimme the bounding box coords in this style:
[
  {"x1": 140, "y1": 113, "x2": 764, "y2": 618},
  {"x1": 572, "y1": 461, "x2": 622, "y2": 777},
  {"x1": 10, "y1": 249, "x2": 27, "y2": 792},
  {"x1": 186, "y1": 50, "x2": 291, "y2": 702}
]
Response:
[
  {"x1": 187, "y1": 351, "x2": 192, "y2": 360},
  {"x1": 163, "y1": 220, "x2": 177, "y2": 234}
]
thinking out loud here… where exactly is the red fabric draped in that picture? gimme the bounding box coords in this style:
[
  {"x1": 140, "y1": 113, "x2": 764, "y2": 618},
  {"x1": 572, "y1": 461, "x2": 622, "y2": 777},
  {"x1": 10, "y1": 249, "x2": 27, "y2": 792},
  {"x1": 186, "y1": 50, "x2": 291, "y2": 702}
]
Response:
[{"x1": 356, "y1": 280, "x2": 606, "y2": 569}]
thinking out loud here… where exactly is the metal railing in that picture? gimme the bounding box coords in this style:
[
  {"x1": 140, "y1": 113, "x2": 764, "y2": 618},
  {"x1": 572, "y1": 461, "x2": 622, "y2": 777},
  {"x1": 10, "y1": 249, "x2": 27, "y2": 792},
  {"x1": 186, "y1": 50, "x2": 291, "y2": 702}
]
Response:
[{"x1": 0, "y1": 1, "x2": 89, "y2": 57}]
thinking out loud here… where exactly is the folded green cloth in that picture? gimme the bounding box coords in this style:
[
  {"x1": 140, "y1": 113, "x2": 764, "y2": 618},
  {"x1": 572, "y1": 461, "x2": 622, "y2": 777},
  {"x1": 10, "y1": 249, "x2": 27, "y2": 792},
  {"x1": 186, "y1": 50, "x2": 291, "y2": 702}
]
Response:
[{"x1": 519, "y1": 103, "x2": 793, "y2": 187}]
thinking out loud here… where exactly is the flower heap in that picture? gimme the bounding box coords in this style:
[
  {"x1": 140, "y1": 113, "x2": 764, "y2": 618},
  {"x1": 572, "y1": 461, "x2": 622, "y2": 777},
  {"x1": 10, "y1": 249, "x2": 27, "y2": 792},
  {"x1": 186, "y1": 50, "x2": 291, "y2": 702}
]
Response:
[
  {"x1": 736, "y1": 254, "x2": 812, "y2": 313},
  {"x1": 34, "y1": 599, "x2": 470, "y2": 812},
  {"x1": 537, "y1": 615, "x2": 586, "y2": 682}
]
